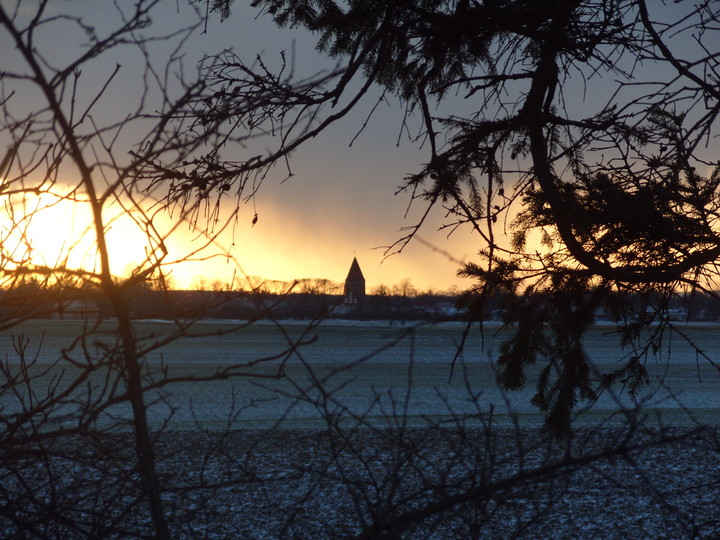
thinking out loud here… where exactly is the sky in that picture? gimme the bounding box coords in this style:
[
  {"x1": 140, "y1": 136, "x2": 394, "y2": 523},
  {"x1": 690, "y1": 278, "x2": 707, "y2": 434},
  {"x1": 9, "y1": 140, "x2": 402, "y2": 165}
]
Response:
[
  {"x1": 3, "y1": 1, "x2": 715, "y2": 293},
  {"x1": 1, "y1": 0, "x2": 479, "y2": 293},
  {"x1": 177, "y1": 3, "x2": 478, "y2": 292}
]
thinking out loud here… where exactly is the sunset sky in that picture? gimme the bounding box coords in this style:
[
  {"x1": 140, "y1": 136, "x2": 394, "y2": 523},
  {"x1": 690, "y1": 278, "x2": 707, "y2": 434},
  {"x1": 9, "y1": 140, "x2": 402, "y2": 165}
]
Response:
[
  {"x1": 5, "y1": 2, "x2": 710, "y2": 293},
  {"x1": 2, "y1": 1, "x2": 480, "y2": 292},
  {"x1": 169, "y1": 3, "x2": 479, "y2": 292}
]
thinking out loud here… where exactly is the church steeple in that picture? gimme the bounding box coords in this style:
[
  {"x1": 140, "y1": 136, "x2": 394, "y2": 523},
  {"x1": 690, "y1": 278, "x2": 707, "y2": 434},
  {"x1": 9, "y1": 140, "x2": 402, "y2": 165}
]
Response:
[{"x1": 343, "y1": 257, "x2": 365, "y2": 305}]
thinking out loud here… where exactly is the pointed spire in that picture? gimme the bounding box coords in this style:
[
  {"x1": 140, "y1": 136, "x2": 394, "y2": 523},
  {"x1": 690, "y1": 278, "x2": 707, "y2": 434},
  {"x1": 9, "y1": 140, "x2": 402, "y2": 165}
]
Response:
[
  {"x1": 344, "y1": 257, "x2": 365, "y2": 305},
  {"x1": 345, "y1": 257, "x2": 365, "y2": 282}
]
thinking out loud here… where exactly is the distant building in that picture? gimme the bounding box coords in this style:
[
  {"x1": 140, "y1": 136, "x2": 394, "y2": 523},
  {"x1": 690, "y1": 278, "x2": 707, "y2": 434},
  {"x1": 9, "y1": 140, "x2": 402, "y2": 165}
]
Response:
[{"x1": 343, "y1": 257, "x2": 365, "y2": 305}]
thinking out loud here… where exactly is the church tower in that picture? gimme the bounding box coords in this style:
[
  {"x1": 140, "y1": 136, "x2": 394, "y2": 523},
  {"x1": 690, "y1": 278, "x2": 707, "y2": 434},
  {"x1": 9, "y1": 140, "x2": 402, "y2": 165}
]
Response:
[{"x1": 343, "y1": 257, "x2": 365, "y2": 305}]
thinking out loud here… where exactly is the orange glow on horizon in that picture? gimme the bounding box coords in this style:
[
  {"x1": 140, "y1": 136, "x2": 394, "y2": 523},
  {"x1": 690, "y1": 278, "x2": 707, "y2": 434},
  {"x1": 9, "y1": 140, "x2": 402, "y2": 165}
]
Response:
[
  {"x1": 1, "y1": 189, "x2": 472, "y2": 293},
  {"x1": 1, "y1": 190, "x2": 153, "y2": 282}
]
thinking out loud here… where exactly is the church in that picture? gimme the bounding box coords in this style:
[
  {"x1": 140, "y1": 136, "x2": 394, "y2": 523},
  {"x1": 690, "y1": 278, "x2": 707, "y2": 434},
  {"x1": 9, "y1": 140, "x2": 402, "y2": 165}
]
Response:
[{"x1": 343, "y1": 257, "x2": 365, "y2": 306}]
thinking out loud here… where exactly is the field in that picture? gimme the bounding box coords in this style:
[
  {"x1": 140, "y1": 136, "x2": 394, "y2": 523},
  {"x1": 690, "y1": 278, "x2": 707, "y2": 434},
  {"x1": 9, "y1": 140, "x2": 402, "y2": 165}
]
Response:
[
  {"x1": 3, "y1": 319, "x2": 720, "y2": 538},
  {"x1": 2, "y1": 318, "x2": 719, "y2": 431}
]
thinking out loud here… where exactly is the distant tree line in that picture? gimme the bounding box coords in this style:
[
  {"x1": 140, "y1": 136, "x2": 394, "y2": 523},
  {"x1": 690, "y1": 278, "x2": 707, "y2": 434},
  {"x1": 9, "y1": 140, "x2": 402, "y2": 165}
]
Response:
[
  {"x1": 4, "y1": 276, "x2": 720, "y2": 323},
  {"x1": 0, "y1": 277, "x2": 459, "y2": 321}
]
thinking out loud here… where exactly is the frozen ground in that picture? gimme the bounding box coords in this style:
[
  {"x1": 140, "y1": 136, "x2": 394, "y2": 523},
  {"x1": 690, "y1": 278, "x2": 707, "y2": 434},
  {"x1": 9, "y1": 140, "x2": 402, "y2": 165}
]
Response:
[
  {"x1": 3, "y1": 320, "x2": 720, "y2": 537},
  {"x1": 5, "y1": 426, "x2": 717, "y2": 539},
  {"x1": 157, "y1": 427, "x2": 720, "y2": 539}
]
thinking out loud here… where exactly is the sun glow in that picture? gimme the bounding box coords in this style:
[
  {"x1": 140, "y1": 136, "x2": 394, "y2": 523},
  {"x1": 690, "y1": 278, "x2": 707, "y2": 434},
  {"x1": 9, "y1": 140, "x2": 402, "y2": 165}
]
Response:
[
  {"x1": 1, "y1": 189, "x2": 154, "y2": 283},
  {"x1": 1, "y1": 186, "x2": 471, "y2": 293}
]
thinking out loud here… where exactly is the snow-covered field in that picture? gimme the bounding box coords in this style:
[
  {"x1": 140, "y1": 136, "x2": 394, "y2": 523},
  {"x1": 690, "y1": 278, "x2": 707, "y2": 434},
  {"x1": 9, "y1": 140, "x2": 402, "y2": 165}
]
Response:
[
  {"x1": 2, "y1": 318, "x2": 719, "y2": 430},
  {"x1": 5, "y1": 426, "x2": 718, "y2": 538},
  {"x1": 2, "y1": 319, "x2": 720, "y2": 538}
]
